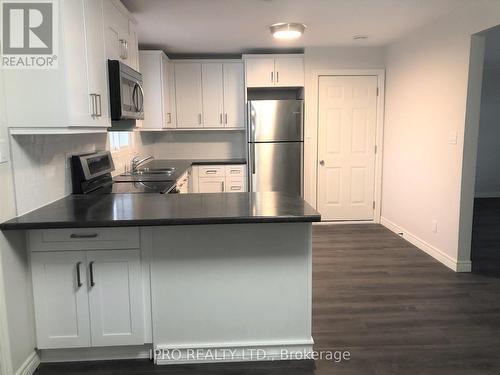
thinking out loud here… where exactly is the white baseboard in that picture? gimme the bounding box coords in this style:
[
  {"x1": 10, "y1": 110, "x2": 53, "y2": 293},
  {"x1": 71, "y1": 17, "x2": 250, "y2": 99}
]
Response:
[
  {"x1": 380, "y1": 217, "x2": 471, "y2": 273},
  {"x1": 39, "y1": 344, "x2": 152, "y2": 363},
  {"x1": 14, "y1": 351, "x2": 40, "y2": 375},
  {"x1": 155, "y1": 339, "x2": 314, "y2": 365},
  {"x1": 475, "y1": 192, "x2": 500, "y2": 198},
  {"x1": 313, "y1": 220, "x2": 375, "y2": 225}
]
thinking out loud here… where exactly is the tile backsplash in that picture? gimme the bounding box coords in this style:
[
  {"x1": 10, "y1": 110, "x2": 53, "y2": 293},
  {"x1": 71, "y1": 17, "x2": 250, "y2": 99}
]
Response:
[{"x1": 10, "y1": 132, "x2": 153, "y2": 215}]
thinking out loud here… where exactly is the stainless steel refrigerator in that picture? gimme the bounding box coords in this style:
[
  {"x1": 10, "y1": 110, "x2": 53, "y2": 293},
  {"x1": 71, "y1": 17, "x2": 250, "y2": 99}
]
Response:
[{"x1": 247, "y1": 99, "x2": 304, "y2": 196}]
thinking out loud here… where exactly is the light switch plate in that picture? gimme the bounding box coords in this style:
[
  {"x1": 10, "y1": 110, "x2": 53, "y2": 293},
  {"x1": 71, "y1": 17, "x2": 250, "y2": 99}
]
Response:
[
  {"x1": 0, "y1": 139, "x2": 9, "y2": 164},
  {"x1": 448, "y1": 130, "x2": 458, "y2": 145}
]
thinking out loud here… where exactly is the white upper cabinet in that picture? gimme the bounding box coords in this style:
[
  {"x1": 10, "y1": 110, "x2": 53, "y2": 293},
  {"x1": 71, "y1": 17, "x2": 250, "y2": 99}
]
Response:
[
  {"x1": 202, "y1": 63, "x2": 225, "y2": 128},
  {"x1": 244, "y1": 54, "x2": 304, "y2": 88},
  {"x1": 103, "y1": 0, "x2": 139, "y2": 71},
  {"x1": 223, "y1": 63, "x2": 245, "y2": 128},
  {"x1": 175, "y1": 63, "x2": 204, "y2": 128},
  {"x1": 3, "y1": 0, "x2": 111, "y2": 132},
  {"x1": 139, "y1": 51, "x2": 175, "y2": 130},
  {"x1": 245, "y1": 57, "x2": 275, "y2": 87},
  {"x1": 274, "y1": 57, "x2": 305, "y2": 87}
]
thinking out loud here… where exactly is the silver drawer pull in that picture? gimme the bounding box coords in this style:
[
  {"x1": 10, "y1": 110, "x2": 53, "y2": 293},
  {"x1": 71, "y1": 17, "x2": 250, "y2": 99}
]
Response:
[
  {"x1": 231, "y1": 186, "x2": 241, "y2": 190},
  {"x1": 70, "y1": 233, "x2": 98, "y2": 239},
  {"x1": 230, "y1": 170, "x2": 240, "y2": 174},
  {"x1": 205, "y1": 170, "x2": 217, "y2": 174}
]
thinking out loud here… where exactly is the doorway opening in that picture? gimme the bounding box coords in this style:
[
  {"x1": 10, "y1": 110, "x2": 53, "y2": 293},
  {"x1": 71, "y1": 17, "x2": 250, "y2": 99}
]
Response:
[{"x1": 471, "y1": 26, "x2": 500, "y2": 276}]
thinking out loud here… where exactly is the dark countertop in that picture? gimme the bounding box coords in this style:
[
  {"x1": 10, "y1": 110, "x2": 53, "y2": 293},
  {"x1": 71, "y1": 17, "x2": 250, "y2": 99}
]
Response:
[
  {"x1": 113, "y1": 158, "x2": 247, "y2": 183},
  {"x1": 0, "y1": 192, "x2": 320, "y2": 230}
]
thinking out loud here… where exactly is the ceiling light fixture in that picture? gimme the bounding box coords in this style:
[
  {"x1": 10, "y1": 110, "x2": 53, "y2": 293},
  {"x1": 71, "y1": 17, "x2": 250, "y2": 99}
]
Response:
[{"x1": 270, "y1": 23, "x2": 306, "y2": 40}]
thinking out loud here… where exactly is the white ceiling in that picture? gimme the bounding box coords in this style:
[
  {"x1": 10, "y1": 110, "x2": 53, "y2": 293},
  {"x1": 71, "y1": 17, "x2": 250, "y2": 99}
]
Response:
[{"x1": 122, "y1": 0, "x2": 473, "y2": 54}]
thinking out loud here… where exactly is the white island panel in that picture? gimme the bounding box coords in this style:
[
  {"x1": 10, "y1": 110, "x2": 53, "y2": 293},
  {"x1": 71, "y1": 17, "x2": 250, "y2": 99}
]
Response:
[{"x1": 150, "y1": 222, "x2": 313, "y2": 364}]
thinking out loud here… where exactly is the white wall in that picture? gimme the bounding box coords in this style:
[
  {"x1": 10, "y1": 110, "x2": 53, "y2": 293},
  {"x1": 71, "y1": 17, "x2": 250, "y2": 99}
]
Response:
[
  {"x1": 475, "y1": 67, "x2": 500, "y2": 197},
  {"x1": 381, "y1": 1, "x2": 500, "y2": 271},
  {"x1": 303, "y1": 47, "x2": 386, "y2": 206},
  {"x1": 0, "y1": 65, "x2": 37, "y2": 375},
  {"x1": 153, "y1": 131, "x2": 246, "y2": 160}
]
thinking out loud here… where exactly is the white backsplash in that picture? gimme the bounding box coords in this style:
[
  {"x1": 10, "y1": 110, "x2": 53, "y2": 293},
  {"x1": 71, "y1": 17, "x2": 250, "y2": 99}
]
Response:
[
  {"x1": 10, "y1": 131, "x2": 154, "y2": 215},
  {"x1": 153, "y1": 131, "x2": 246, "y2": 160}
]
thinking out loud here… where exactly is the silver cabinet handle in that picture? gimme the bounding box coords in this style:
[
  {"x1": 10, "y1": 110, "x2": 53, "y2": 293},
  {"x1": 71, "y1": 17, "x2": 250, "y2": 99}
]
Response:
[
  {"x1": 276, "y1": 71, "x2": 279, "y2": 83},
  {"x1": 205, "y1": 170, "x2": 217, "y2": 174},
  {"x1": 319, "y1": 160, "x2": 325, "y2": 166},
  {"x1": 90, "y1": 94, "x2": 97, "y2": 117},
  {"x1": 89, "y1": 261, "x2": 95, "y2": 287},
  {"x1": 219, "y1": 113, "x2": 223, "y2": 124},
  {"x1": 70, "y1": 233, "x2": 98, "y2": 239},
  {"x1": 96, "y1": 94, "x2": 102, "y2": 117},
  {"x1": 76, "y1": 262, "x2": 83, "y2": 288},
  {"x1": 167, "y1": 113, "x2": 172, "y2": 124},
  {"x1": 198, "y1": 113, "x2": 202, "y2": 125},
  {"x1": 119, "y1": 39, "x2": 128, "y2": 59},
  {"x1": 225, "y1": 113, "x2": 228, "y2": 124},
  {"x1": 271, "y1": 71, "x2": 274, "y2": 83},
  {"x1": 231, "y1": 186, "x2": 241, "y2": 191},
  {"x1": 221, "y1": 181, "x2": 225, "y2": 192}
]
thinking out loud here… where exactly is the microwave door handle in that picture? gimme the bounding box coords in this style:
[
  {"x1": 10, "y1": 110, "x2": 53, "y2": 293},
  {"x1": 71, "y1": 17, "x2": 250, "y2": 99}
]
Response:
[
  {"x1": 137, "y1": 83, "x2": 144, "y2": 112},
  {"x1": 132, "y1": 84, "x2": 138, "y2": 112}
]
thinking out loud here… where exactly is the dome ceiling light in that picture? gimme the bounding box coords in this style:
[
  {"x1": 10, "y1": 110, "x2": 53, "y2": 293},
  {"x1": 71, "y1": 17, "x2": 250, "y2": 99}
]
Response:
[{"x1": 270, "y1": 23, "x2": 306, "y2": 40}]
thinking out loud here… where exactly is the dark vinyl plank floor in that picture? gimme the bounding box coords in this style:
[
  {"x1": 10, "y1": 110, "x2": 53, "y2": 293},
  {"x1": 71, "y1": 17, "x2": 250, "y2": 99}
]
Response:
[
  {"x1": 472, "y1": 198, "x2": 500, "y2": 276},
  {"x1": 35, "y1": 224, "x2": 500, "y2": 375}
]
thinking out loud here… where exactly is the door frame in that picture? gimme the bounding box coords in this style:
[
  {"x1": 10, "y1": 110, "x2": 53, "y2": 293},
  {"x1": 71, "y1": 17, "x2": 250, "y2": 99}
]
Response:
[{"x1": 306, "y1": 69, "x2": 385, "y2": 223}]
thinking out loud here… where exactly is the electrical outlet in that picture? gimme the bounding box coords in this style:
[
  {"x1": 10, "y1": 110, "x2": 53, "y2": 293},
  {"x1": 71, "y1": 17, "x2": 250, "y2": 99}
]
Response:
[{"x1": 432, "y1": 220, "x2": 438, "y2": 233}]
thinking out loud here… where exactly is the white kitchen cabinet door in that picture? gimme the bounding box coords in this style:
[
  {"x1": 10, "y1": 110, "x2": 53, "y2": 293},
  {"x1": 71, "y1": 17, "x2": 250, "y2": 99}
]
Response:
[
  {"x1": 202, "y1": 63, "x2": 224, "y2": 128},
  {"x1": 223, "y1": 63, "x2": 245, "y2": 128},
  {"x1": 274, "y1": 57, "x2": 304, "y2": 87},
  {"x1": 83, "y1": 0, "x2": 109, "y2": 126},
  {"x1": 139, "y1": 52, "x2": 163, "y2": 129},
  {"x1": 245, "y1": 58, "x2": 275, "y2": 87},
  {"x1": 31, "y1": 251, "x2": 91, "y2": 349},
  {"x1": 87, "y1": 250, "x2": 144, "y2": 347},
  {"x1": 175, "y1": 63, "x2": 203, "y2": 128},
  {"x1": 199, "y1": 177, "x2": 226, "y2": 193},
  {"x1": 127, "y1": 20, "x2": 140, "y2": 70},
  {"x1": 162, "y1": 55, "x2": 176, "y2": 128}
]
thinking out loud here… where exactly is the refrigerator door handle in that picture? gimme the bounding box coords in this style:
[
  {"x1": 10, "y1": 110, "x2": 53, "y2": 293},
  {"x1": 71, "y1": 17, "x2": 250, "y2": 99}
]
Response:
[{"x1": 251, "y1": 142, "x2": 256, "y2": 175}]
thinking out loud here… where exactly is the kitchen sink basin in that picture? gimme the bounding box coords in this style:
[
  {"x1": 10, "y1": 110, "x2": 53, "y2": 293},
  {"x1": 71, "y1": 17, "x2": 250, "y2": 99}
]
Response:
[{"x1": 133, "y1": 170, "x2": 175, "y2": 176}]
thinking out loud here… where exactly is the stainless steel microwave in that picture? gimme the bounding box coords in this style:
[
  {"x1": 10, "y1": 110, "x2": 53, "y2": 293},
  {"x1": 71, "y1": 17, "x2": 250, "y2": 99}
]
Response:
[{"x1": 108, "y1": 60, "x2": 144, "y2": 121}]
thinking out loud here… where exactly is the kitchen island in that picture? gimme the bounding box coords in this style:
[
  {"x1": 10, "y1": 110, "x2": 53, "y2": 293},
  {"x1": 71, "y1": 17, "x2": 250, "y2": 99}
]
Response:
[{"x1": 0, "y1": 192, "x2": 320, "y2": 364}]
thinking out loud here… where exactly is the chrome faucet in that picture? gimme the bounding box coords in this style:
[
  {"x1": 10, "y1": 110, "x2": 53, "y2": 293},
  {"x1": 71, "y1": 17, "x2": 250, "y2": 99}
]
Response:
[{"x1": 131, "y1": 155, "x2": 154, "y2": 173}]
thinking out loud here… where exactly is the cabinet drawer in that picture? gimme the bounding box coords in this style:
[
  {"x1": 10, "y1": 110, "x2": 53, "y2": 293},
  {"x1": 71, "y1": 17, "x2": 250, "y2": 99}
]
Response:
[
  {"x1": 29, "y1": 228, "x2": 140, "y2": 251},
  {"x1": 199, "y1": 165, "x2": 225, "y2": 178},
  {"x1": 225, "y1": 177, "x2": 246, "y2": 192},
  {"x1": 225, "y1": 165, "x2": 246, "y2": 176}
]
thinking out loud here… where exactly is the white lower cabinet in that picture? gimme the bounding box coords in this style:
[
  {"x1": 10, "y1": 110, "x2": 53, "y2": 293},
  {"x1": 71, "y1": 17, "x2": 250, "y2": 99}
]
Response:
[
  {"x1": 30, "y1": 237, "x2": 144, "y2": 349},
  {"x1": 87, "y1": 250, "x2": 144, "y2": 347},
  {"x1": 31, "y1": 251, "x2": 91, "y2": 349},
  {"x1": 195, "y1": 164, "x2": 247, "y2": 193}
]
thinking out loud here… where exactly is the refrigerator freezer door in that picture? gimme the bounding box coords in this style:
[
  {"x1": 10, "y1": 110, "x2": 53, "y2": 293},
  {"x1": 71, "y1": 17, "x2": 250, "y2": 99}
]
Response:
[
  {"x1": 248, "y1": 100, "x2": 304, "y2": 142},
  {"x1": 249, "y1": 142, "x2": 303, "y2": 196}
]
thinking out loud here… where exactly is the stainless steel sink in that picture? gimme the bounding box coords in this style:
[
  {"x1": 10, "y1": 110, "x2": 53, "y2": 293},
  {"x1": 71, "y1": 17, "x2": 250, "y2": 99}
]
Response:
[{"x1": 139, "y1": 167, "x2": 176, "y2": 173}]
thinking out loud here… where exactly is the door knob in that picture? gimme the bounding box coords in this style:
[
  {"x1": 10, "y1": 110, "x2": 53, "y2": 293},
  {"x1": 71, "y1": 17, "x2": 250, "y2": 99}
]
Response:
[{"x1": 319, "y1": 160, "x2": 325, "y2": 166}]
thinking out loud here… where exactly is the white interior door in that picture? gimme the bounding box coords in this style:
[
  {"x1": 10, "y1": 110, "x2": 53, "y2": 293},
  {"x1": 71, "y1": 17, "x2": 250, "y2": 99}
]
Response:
[
  {"x1": 317, "y1": 75, "x2": 378, "y2": 221},
  {"x1": 31, "y1": 251, "x2": 91, "y2": 349},
  {"x1": 202, "y1": 63, "x2": 224, "y2": 128},
  {"x1": 87, "y1": 250, "x2": 144, "y2": 346}
]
